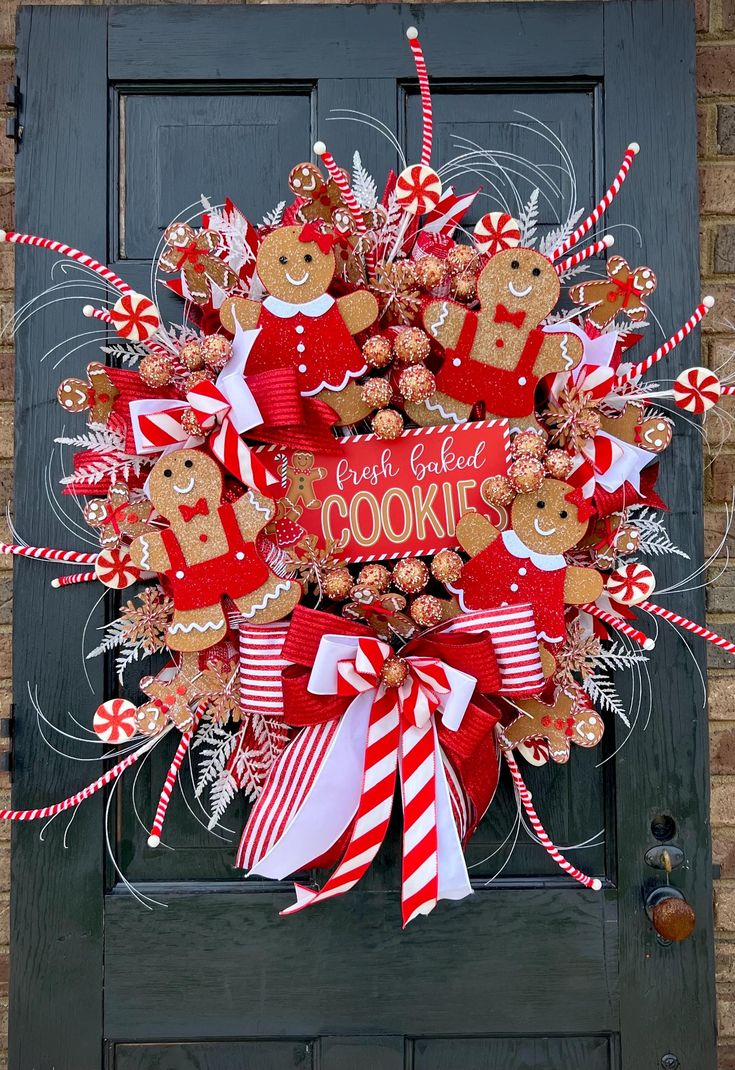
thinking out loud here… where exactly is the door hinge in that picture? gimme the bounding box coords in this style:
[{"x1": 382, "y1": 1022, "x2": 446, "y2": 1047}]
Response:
[
  {"x1": 5, "y1": 79, "x2": 22, "y2": 152},
  {"x1": 0, "y1": 702, "x2": 14, "y2": 780}
]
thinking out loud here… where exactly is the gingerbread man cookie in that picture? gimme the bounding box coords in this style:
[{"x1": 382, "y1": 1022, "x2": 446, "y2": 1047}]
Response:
[
  {"x1": 448, "y1": 478, "x2": 603, "y2": 655},
  {"x1": 128, "y1": 449, "x2": 301, "y2": 652},
  {"x1": 83, "y1": 484, "x2": 155, "y2": 549},
  {"x1": 284, "y1": 451, "x2": 327, "y2": 511},
  {"x1": 57, "y1": 362, "x2": 119, "y2": 424},
  {"x1": 159, "y1": 223, "x2": 237, "y2": 306},
  {"x1": 220, "y1": 223, "x2": 379, "y2": 425},
  {"x1": 412, "y1": 248, "x2": 583, "y2": 429},
  {"x1": 599, "y1": 402, "x2": 672, "y2": 455},
  {"x1": 504, "y1": 688, "x2": 604, "y2": 764},
  {"x1": 569, "y1": 255, "x2": 656, "y2": 330}
]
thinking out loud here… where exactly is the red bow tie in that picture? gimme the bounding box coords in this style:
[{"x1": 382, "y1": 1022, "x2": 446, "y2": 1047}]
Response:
[
  {"x1": 299, "y1": 221, "x2": 336, "y2": 255},
  {"x1": 179, "y1": 497, "x2": 210, "y2": 523},
  {"x1": 494, "y1": 303, "x2": 527, "y2": 329}
]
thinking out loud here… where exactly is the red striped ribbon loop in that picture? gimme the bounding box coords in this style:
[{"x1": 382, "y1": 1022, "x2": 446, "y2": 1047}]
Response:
[
  {"x1": 240, "y1": 633, "x2": 478, "y2": 926},
  {"x1": 129, "y1": 327, "x2": 280, "y2": 494}
]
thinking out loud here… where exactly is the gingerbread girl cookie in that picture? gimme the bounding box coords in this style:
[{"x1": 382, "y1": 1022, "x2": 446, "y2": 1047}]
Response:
[
  {"x1": 128, "y1": 449, "x2": 301, "y2": 652},
  {"x1": 411, "y1": 248, "x2": 583, "y2": 428},
  {"x1": 220, "y1": 223, "x2": 379, "y2": 425},
  {"x1": 448, "y1": 478, "x2": 603, "y2": 656}
]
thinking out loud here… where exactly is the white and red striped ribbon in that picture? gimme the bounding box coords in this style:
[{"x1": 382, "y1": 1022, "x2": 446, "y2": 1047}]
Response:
[
  {"x1": 550, "y1": 144, "x2": 639, "y2": 261},
  {"x1": 439, "y1": 605, "x2": 546, "y2": 697},
  {"x1": 239, "y1": 634, "x2": 475, "y2": 925},
  {"x1": 238, "y1": 621, "x2": 290, "y2": 717},
  {"x1": 423, "y1": 186, "x2": 479, "y2": 238}
]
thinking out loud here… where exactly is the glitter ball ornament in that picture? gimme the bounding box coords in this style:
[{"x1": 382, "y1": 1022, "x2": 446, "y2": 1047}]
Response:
[
  {"x1": 361, "y1": 377, "x2": 392, "y2": 410},
  {"x1": 183, "y1": 369, "x2": 216, "y2": 393},
  {"x1": 544, "y1": 449, "x2": 574, "y2": 480},
  {"x1": 450, "y1": 271, "x2": 477, "y2": 303},
  {"x1": 446, "y1": 245, "x2": 475, "y2": 275},
  {"x1": 410, "y1": 594, "x2": 444, "y2": 627},
  {"x1": 393, "y1": 557, "x2": 429, "y2": 594},
  {"x1": 414, "y1": 254, "x2": 447, "y2": 291},
  {"x1": 481, "y1": 474, "x2": 516, "y2": 507},
  {"x1": 139, "y1": 353, "x2": 174, "y2": 388},
  {"x1": 398, "y1": 364, "x2": 436, "y2": 402},
  {"x1": 509, "y1": 457, "x2": 545, "y2": 494},
  {"x1": 202, "y1": 334, "x2": 232, "y2": 371},
  {"x1": 372, "y1": 408, "x2": 404, "y2": 440},
  {"x1": 394, "y1": 327, "x2": 431, "y2": 365},
  {"x1": 431, "y1": 549, "x2": 463, "y2": 585},
  {"x1": 380, "y1": 656, "x2": 410, "y2": 688},
  {"x1": 180, "y1": 407, "x2": 206, "y2": 437},
  {"x1": 323, "y1": 567, "x2": 353, "y2": 601},
  {"x1": 362, "y1": 335, "x2": 393, "y2": 369},
  {"x1": 512, "y1": 429, "x2": 547, "y2": 461},
  {"x1": 358, "y1": 563, "x2": 391, "y2": 593},
  {"x1": 179, "y1": 340, "x2": 206, "y2": 371}
]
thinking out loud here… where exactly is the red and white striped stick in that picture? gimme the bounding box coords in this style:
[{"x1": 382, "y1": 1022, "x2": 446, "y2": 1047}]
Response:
[
  {"x1": 147, "y1": 707, "x2": 203, "y2": 848},
  {"x1": 0, "y1": 229, "x2": 132, "y2": 293},
  {"x1": 406, "y1": 27, "x2": 433, "y2": 167},
  {"x1": 581, "y1": 602, "x2": 655, "y2": 651},
  {"x1": 550, "y1": 144, "x2": 639, "y2": 261},
  {"x1": 0, "y1": 541, "x2": 98, "y2": 565},
  {"x1": 313, "y1": 142, "x2": 376, "y2": 279},
  {"x1": 0, "y1": 735, "x2": 161, "y2": 822},
  {"x1": 639, "y1": 600, "x2": 735, "y2": 656},
  {"x1": 617, "y1": 297, "x2": 714, "y2": 384},
  {"x1": 722, "y1": 386, "x2": 735, "y2": 397},
  {"x1": 555, "y1": 234, "x2": 614, "y2": 276},
  {"x1": 82, "y1": 304, "x2": 113, "y2": 325},
  {"x1": 503, "y1": 748, "x2": 602, "y2": 891},
  {"x1": 51, "y1": 571, "x2": 97, "y2": 588}
]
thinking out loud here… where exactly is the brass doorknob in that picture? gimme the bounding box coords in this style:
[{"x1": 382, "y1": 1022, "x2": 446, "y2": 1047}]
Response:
[{"x1": 646, "y1": 887, "x2": 696, "y2": 942}]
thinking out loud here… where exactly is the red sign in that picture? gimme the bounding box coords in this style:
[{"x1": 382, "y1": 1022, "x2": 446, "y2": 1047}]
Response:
[{"x1": 259, "y1": 420, "x2": 510, "y2": 562}]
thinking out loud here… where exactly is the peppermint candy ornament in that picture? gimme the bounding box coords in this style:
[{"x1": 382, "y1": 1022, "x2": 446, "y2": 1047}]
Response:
[
  {"x1": 108, "y1": 292, "x2": 160, "y2": 342},
  {"x1": 93, "y1": 699, "x2": 138, "y2": 744},
  {"x1": 673, "y1": 366, "x2": 722, "y2": 414},
  {"x1": 95, "y1": 547, "x2": 141, "y2": 589},
  {"x1": 606, "y1": 563, "x2": 656, "y2": 606},
  {"x1": 395, "y1": 165, "x2": 442, "y2": 216},
  {"x1": 473, "y1": 212, "x2": 522, "y2": 256}
]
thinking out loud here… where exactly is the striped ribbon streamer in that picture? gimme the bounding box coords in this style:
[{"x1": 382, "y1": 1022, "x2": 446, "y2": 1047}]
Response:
[
  {"x1": 406, "y1": 27, "x2": 433, "y2": 167},
  {"x1": 0, "y1": 229, "x2": 132, "y2": 292}
]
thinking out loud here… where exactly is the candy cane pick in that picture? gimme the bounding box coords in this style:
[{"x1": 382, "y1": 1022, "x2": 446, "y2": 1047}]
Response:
[
  {"x1": 51, "y1": 571, "x2": 97, "y2": 589},
  {"x1": 503, "y1": 748, "x2": 602, "y2": 891},
  {"x1": 313, "y1": 141, "x2": 376, "y2": 280},
  {"x1": 0, "y1": 734, "x2": 163, "y2": 822},
  {"x1": 0, "y1": 541, "x2": 98, "y2": 565},
  {"x1": 581, "y1": 602, "x2": 655, "y2": 651},
  {"x1": 617, "y1": 297, "x2": 714, "y2": 384},
  {"x1": 147, "y1": 707, "x2": 203, "y2": 848},
  {"x1": 82, "y1": 304, "x2": 113, "y2": 326},
  {"x1": 549, "y1": 143, "x2": 639, "y2": 261},
  {"x1": 639, "y1": 600, "x2": 735, "y2": 657},
  {"x1": 406, "y1": 27, "x2": 433, "y2": 167},
  {"x1": 555, "y1": 235, "x2": 614, "y2": 277},
  {"x1": 0, "y1": 229, "x2": 133, "y2": 294}
]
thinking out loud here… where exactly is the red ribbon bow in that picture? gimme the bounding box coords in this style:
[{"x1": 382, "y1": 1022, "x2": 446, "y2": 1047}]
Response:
[
  {"x1": 299, "y1": 221, "x2": 336, "y2": 255},
  {"x1": 494, "y1": 303, "x2": 527, "y2": 329},
  {"x1": 179, "y1": 497, "x2": 209, "y2": 522},
  {"x1": 607, "y1": 273, "x2": 643, "y2": 307},
  {"x1": 564, "y1": 486, "x2": 597, "y2": 523}
]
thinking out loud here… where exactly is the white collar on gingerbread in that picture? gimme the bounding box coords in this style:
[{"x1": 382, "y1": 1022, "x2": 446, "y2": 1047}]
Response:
[
  {"x1": 501, "y1": 528, "x2": 566, "y2": 571},
  {"x1": 263, "y1": 293, "x2": 335, "y2": 319}
]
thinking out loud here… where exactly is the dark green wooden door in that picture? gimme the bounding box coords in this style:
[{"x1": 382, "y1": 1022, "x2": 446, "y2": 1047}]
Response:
[{"x1": 11, "y1": 4, "x2": 713, "y2": 1068}]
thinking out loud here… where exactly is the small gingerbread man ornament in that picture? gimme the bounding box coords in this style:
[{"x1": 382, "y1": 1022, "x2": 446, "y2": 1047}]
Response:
[
  {"x1": 448, "y1": 478, "x2": 603, "y2": 657},
  {"x1": 57, "y1": 362, "x2": 119, "y2": 424},
  {"x1": 414, "y1": 248, "x2": 583, "y2": 428},
  {"x1": 83, "y1": 484, "x2": 155, "y2": 549},
  {"x1": 159, "y1": 222, "x2": 237, "y2": 306},
  {"x1": 599, "y1": 402, "x2": 673, "y2": 455},
  {"x1": 569, "y1": 255, "x2": 657, "y2": 330},
  {"x1": 128, "y1": 449, "x2": 301, "y2": 652},
  {"x1": 220, "y1": 223, "x2": 379, "y2": 425},
  {"x1": 284, "y1": 450, "x2": 327, "y2": 511},
  {"x1": 504, "y1": 688, "x2": 604, "y2": 764}
]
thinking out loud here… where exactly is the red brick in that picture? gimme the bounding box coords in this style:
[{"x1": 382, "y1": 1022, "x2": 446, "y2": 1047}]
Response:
[
  {"x1": 0, "y1": 187, "x2": 12, "y2": 233},
  {"x1": 0, "y1": 251, "x2": 13, "y2": 294},
  {"x1": 714, "y1": 829, "x2": 735, "y2": 878},
  {"x1": 700, "y1": 165, "x2": 735, "y2": 213},
  {"x1": 708, "y1": 676, "x2": 735, "y2": 720},
  {"x1": 722, "y1": 0, "x2": 735, "y2": 30},
  {"x1": 710, "y1": 454, "x2": 735, "y2": 502},
  {"x1": 716, "y1": 226, "x2": 735, "y2": 273},
  {"x1": 0, "y1": 6, "x2": 16, "y2": 52},
  {"x1": 712, "y1": 728, "x2": 735, "y2": 773},
  {"x1": 718, "y1": 1041, "x2": 735, "y2": 1069},
  {"x1": 698, "y1": 45, "x2": 735, "y2": 96},
  {"x1": 719, "y1": 105, "x2": 735, "y2": 156},
  {"x1": 697, "y1": 0, "x2": 711, "y2": 32},
  {"x1": 702, "y1": 284, "x2": 735, "y2": 332}
]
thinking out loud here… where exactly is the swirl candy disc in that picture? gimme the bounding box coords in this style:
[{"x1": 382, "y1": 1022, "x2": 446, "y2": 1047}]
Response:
[
  {"x1": 395, "y1": 165, "x2": 442, "y2": 216},
  {"x1": 95, "y1": 547, "x2": 141, "y2": 589},
  {"x1": 93, "y1": 698, "x2": 138, "y2": 744},
  {"x1": 109, "y1": 292, "x2": 161, "y2": 342},
  {"x1": 473, "y1": 212, "x2": 522, "y2": 256},
  {"x1": 606, "y1": 563, "x2": 656, "y2": 606},
  {"x1": 673, "y1": 366, "x2": 722, "y2": 414}
]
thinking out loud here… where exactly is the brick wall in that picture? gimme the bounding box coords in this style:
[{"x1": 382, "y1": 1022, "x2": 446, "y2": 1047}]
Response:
[{"x1": 0, "y1": 1, "x2": 731, "y2": 1067}]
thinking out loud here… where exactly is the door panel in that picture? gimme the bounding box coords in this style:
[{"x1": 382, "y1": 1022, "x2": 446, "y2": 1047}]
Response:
[{"x1": 12, "y1": 5, "x2": 713, "y2": 1070}]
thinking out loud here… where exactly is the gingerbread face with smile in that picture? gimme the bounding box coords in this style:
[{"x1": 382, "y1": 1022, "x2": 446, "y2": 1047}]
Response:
[
  {"x1": 510, "y1": 478, "x2": 589, "y2": 556},
  {"x1": 256, "y1": 225, "x2": 336, "y2": 304},
  {"x1": 147, "y1": 449, "x2": 220, "y2": 516},
  {"x1": 477, "y1": 247, "x2": 561, "y2": 325}
]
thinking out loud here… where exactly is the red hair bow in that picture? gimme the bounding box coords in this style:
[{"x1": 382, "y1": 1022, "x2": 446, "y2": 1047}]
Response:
[
  {"x1": 299, "y1": 221, "x2": 336, "y2": 254},
  {"x1": 565, "y1": 486, "x2": 597, "y2": 523}
]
